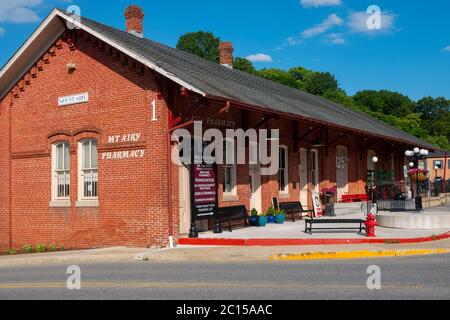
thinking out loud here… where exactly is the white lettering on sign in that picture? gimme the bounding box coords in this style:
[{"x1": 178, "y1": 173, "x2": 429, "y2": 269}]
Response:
[
  {"x1": 58, "y1": 93, "x2": 89, "y2": 107},
  {"x1": 107, "y1": 133, "x2": 141, "y2": 144},
  {"x1": 101, "y1": 149, "x2": 145, "y2": 160}
]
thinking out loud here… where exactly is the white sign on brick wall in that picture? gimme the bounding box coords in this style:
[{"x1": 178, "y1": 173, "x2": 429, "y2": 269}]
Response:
[{"x1": 58, "y1": 93, "x2": 89, "y2": 107}]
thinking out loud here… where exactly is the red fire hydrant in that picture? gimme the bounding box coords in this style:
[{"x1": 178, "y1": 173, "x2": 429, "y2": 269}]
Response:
[{"x1": 364, "y1": 212, "x2": 377, "y2": 237}]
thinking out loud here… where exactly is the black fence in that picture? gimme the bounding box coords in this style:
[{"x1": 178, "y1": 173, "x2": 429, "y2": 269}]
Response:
[{"x1": 377, "y1": 199, "x2": 418, "y2": 212}]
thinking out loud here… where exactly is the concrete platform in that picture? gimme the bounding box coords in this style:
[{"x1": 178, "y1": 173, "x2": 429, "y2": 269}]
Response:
[
  {"x1": 179, "y1": 204, "x2": 450, "y2": 246},
  {"x1": 377, "y1": 204, "x2": 450, "y2": 230}
]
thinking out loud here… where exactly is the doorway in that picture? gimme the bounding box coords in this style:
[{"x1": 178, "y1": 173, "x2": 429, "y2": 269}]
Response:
[
  {"x1": 249, "y1": 165, "x2": 262, "y2": 213},
  {"x1": 336, "y1": 145, "x2": 349, "y2": 201},
  {"x1": 299, "y1": 148, "x2": 308, "y2": 205}
]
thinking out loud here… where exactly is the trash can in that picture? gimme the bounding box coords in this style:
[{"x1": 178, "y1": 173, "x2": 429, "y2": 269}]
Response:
[{"x1": 324, "y1": 192, "x2": 336, "y2": 217}]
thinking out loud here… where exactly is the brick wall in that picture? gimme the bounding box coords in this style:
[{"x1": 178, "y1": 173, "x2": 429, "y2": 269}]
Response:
[{"x1": 0, "y1": 31, "x2": 173, "y2": 252}]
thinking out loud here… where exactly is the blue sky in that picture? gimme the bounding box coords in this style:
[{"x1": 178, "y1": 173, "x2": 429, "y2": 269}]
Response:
[{"x1": 0, "y1": 0, "x2": 449, "y2": 100}]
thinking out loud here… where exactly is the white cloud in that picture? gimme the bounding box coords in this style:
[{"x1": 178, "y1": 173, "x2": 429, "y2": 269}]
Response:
[
  {"x1": 302, "y1": 13, "x2": 343, "y2": 38},
  {"x1": 245, "y1": 53, "x2": 273, "y2": 62},
  {"x1": 348, "y1": 11, "x2": 396, "y2": 34},
  {"x1": 444, "y1": 46, "x2": 450, "y2": 52},
  {"x1": 326, "y1": 33, "x2": 345, "y2": 44},
  {"x1": 300, "y1": 0, "x2": 342, "y2": 8},
  {"x1": 0, "y1": 27, "x2": 5, "y2": 36},
  {"x1": 0, "y1": 0, "x2": 42, "y2": 23}
]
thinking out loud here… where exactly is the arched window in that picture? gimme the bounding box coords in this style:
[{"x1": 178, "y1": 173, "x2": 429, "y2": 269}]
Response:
[
  {"x1": 78, "y1": 139, "x2": 98, "y2": 202},
  {"x1": 278, "y1": 146, "x2": 289, "y2": 193},
  {"x1": 52, "y1": 142, "x2": 70, "y2": 200}
]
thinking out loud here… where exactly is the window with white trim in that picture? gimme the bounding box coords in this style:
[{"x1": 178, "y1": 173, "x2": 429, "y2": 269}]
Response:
[
  {"x1": 79, "y1": 139, "x2": 98, "y2": 200},
  {"x1": 52, "y1": 142, "x2": 70, "y2": 200},
  {"x1": 278, "y1": 146, "x2": 289, "y2": 193},
  {"x1": 223, "y1": 139, "x2": 237, "y2": 196}
]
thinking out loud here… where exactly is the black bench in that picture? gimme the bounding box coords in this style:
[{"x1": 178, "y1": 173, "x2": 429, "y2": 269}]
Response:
[
  {"x1": 304, "y1": 218, "x2": 365, "y2": 234},
  {"x1": 279, "y1": 202, "x2": 314, "y2": 222},
  {"x1": 217, "y1": 205, "x2": 250, "y2": 232}
]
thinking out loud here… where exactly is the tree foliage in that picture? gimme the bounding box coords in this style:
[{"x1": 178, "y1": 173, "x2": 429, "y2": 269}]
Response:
[
  {"x1": 176, "y1": 31, "x2": 220, "y2": 63},
  {"x1": 176, "y1": 30, "x2": 450, "y2": 150},
  {"x1": 233, "y1": 57, "x2": 257, "y2": 75}
]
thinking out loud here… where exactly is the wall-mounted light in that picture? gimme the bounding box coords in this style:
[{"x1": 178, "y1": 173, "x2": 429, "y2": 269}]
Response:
[
  {"x1": 67, "y1": 63, "x2": 76, "y2": 73},
  {"x1": 372, "y1": 156, "x2": 379, "y2": 164}
]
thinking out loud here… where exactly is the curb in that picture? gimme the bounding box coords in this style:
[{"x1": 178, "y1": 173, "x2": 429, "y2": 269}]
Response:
[
  {"x1": 269, "y1": 249, "x2": 450, "y2": 261},
  {"x1": 178, "y1": 231, "x2": 450, "y2": 247}
]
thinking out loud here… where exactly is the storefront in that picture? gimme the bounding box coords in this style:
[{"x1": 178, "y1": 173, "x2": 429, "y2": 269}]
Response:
[{"x1": 0, "y1": 7, "x2": 439, "y2": 251}]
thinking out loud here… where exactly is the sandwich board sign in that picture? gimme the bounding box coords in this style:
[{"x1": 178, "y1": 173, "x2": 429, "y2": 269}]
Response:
[{"x1": 311, "y1": 191, "x2": 323, "y2": 218}]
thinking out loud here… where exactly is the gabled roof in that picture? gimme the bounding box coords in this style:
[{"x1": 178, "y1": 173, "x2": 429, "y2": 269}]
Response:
[{"x1": 0, "y1": 8, "x2": 439, "y2": 151}]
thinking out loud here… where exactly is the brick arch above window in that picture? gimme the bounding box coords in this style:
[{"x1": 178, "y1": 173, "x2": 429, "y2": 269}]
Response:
[{"x1": 73, "y1": 129, "x2": 101, "y2": 147}]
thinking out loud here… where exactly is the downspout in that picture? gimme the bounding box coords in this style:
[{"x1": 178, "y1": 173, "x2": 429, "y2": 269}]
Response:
[
  {"x1": 444, "y1": 152, "x2": 448, "y2": 193},
  {"x1": 166, "y1": 85, "x2": 174, "y2": 247},
  {"x1": 8, "y1": 95, "x2": 13, "y2": 249}
]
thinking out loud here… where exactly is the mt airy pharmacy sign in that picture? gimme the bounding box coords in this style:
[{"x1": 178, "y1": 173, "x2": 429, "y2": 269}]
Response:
[{"x1": 58, "y1": 93, "x2": 89, "y2": 107}]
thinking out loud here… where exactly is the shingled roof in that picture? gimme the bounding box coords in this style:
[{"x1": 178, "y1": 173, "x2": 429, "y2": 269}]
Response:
[{"x1": 0, "y1": 9, "x2": 440, "y2": 150}]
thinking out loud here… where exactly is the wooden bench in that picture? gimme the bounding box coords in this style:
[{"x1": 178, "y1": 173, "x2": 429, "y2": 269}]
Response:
[
  {"x1": 304, "y1": 218, "x2": 365, "y2": 234},
  {"x1": 217, "y1": 205, "x2": 250, "y2": 232},
  {"x1": 279, "y1": 202, "x2": 314, "y2": 222}
]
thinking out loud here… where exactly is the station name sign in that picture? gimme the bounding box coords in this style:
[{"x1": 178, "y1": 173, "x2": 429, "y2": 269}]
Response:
[{"x1": 58, "y1": 93, "x2": 89, "y2": 107}]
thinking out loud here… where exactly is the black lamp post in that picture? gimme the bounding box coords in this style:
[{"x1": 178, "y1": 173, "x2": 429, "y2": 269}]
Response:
[
  {"x1": 405, "y1": 147, "x2": 429, "y2": 211},
  {"x1": 365, "y1": 156, "x2": 379, "y2": 215}
]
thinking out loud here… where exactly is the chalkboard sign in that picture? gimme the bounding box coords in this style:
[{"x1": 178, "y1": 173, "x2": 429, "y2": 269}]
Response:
[
  {"x1": 190, "y1": 162, "x2": 218, "y2": 221},
  {"x1": 311, "y1": 191, "x2": 323, "y2": 218}
]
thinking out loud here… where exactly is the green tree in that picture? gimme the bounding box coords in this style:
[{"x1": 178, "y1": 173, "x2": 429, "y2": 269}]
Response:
[
  {"x1": 233, "y1": 57, "x2": 256, "y2": 75},
  {"x1": 414, "y1": 96, "x2": 450, "y2": 140},
  {"x1": 305, "y1": 72, "x2": 339, "y2": 96},
  {"x1": 176, "y1": 31, "x2": 220, "y2": 63},
  {"x1": 353, "y1": 90, "x2": 414, "y2": 117},
  {"x1": 257, "y1": 68, "x2": 299, "y2": 89}
]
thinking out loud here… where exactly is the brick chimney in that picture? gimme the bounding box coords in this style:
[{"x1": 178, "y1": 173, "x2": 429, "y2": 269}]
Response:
[
  {"x1": 125, "y1": 5, "x2": 144, "y2": 38},
  {"x1": 219, "y1": 41, "x2": 233, "y2": 68}
]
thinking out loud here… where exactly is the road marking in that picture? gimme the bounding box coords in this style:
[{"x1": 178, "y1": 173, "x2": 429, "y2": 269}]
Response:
[
  {"x1": 0, "y1": 282, "x2": 423, "y2": 290},
  {"x1": 269, "y1": 249, "x2": 450, "y2": 261}
]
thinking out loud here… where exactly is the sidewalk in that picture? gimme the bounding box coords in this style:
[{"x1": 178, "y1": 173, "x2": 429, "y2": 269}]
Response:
[
  {"x1": 0, "y1": 247, "x2": 150, "y2": 268},
  {"x1": 1, "y1": 238, "x2": 450, "y2": 267},
  {"x1": 138, "y1": 238, "x2": 450, "y2": 262}
]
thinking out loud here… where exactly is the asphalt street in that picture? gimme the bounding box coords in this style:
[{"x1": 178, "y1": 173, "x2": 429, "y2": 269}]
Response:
[{"x1": 0, "y1": 253, "x2": 449, "y2": 300}]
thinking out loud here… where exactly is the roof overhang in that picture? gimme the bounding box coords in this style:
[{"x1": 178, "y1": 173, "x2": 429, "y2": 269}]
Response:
[{"x1": 0, "y1": 9, "x2": 205, "y2": 100}]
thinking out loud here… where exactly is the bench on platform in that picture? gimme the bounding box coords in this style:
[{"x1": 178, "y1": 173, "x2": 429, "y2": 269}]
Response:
[
  {"x1": 279, "y1": 202, "x2": 314, "y2": 222},
  {"x1": 217, "y1": 205, "x2": 250, "y2": 232},
  {"x1": 341, "y1": 194, "x2": 368, "y2": 203},
  {"x1": 304, "y1": 218, "x2": 365, "y2": 234}
]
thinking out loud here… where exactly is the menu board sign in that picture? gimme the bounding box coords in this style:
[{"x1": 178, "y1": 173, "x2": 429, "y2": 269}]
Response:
[{"x1": 191, "y1": 163, "x2": 218, "y2": 220}]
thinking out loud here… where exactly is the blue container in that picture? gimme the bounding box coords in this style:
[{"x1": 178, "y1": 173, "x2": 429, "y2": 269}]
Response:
[
  {"x1": 249, "y1": 216, "x2": 258, "y2": 226},
  {"x1": 258, "y1": 216, "x2": 267, "y2": 227},
  {"x1": 267, "y1": 215, "x2": 275, "y2": 223},
  {"x1": 275, "y1": 214, "x2": 285, "y2": 224}
]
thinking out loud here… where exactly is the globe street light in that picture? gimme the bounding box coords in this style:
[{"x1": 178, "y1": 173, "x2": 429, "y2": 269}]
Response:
[{"x1": 405, "y1": 147, "x2": 429, "y2": 211}]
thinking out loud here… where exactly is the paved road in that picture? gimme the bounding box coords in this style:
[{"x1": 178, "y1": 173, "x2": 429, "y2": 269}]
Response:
[{"x1": 0, "y1": 254, "x2": 449, "y2": 300}]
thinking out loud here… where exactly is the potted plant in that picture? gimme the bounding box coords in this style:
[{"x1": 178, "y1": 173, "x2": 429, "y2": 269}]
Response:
[
  {"x1": 257, "y1": 212, "x2": 267, "y2": 227},
  {"x1": 266, "y1": 206, "x2": 276, "y2": 223},
  {"x1": 249, "y1": 208, "x2": 258, "y2": 226},
  {"x1": 275, "y1": 209, "x2": 286, "y2": 224},
  {"x1": 408, "y1": 168, "x2": 429, "y2": 182}
]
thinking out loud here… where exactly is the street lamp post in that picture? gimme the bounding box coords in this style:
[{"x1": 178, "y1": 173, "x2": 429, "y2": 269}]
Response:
[
  {"x1": 366, "y1": 156, "x2": 379, "y2": 215},
  {"x1": 405, "y1": 148, "x2": 429, "y2": 211}
]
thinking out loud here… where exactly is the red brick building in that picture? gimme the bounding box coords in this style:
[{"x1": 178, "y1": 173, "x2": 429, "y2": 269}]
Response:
[{"x1": 0, "y1": 6, "x2": 439, "y2": 252}]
